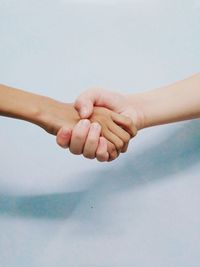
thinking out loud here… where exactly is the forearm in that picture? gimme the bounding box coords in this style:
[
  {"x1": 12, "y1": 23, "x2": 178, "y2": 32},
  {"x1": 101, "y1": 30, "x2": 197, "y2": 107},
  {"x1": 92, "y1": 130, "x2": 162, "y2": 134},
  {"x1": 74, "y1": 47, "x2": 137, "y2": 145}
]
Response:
[
  {"x1": 0, "y1": 84, "x2": 47, "y2": 125},
  {"x1": 0, "y1": 84, "x2": 82, "y2": 136},
  {"x1": 128, "y1": 73, "x2": 200, "y2": 129}
]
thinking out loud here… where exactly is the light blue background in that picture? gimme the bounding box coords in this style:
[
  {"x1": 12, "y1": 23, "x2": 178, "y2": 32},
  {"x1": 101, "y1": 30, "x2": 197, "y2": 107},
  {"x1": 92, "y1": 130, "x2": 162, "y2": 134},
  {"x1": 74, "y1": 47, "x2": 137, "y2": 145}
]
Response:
[{"x1": 0, "y1": 0, "x2": 200, "y2": 266}]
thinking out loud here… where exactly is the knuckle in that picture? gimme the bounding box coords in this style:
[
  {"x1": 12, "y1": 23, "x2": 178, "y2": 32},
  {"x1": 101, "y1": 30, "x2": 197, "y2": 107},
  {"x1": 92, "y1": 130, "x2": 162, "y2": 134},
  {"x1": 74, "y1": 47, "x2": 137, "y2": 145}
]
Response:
[{"x1": 116, "y1": 140, "x2": 124, "y2": 150}]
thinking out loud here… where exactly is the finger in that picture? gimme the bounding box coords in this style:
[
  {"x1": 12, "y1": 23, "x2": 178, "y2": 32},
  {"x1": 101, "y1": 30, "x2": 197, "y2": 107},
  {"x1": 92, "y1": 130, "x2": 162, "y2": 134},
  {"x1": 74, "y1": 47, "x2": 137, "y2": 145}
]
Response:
[
  {"x1": 111, "y1": 112, "x2": 137, "y2": 137},
  {"x1": 107, "y1": 140, "x2": 119, "y2": 162},
  {"x1": 74, "y1": 88, "x2": 122, "y2": 119},
  {"x1": 108, "y1": 122, "x2": 131, "y2": 153},
  {"x1": 56, "y1": 127, "x2": 72, "y2": 149},
  {"x1": 74, "y1": 89, "x2": 102, "y2": 119},
  {"x1": 121, "y1": 141, "x2": 129, "y2": 153},
  {"x1": 96, "y1": 137, "x2": 109, "y2": 162},
  {"x1": 108, "y1": 122, "x2": 130, "y2": 144},
  {"x1": 69, "y1": 119, "x2": 90, "y2": 155},
  {"x1": 83, "y1": 123, "x2": 101, "y2": 159},
  {"x1": 74, "y1": 97, "x2": 94, "y2": 119},
  {"x1": 103, "y1": 127, "x2": 124, "y2": 153}
]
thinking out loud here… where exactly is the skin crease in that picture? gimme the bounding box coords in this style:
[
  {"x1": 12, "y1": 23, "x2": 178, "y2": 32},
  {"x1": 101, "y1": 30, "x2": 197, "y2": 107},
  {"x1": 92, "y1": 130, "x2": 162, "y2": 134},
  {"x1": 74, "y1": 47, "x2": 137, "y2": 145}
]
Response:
[
  {"x1": 0, "y1": 84, "x2": 136, "y2": 161},
  {"x1": 56, "y1": 72, "x2": 200, "y2": 161}
]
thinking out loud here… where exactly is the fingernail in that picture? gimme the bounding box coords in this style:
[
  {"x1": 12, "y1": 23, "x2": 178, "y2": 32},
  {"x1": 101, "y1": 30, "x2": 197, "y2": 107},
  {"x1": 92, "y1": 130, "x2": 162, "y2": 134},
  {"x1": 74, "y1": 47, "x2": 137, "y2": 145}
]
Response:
[
  {"x1": 81, "y1": 107, "x2": 88, "y2": 118},
  {"x1": 91, "y1": 123, "x2": 101, "y2": 132},
  {"x1": 80, "y1": 119, "x2": 90, "y2": 127}
]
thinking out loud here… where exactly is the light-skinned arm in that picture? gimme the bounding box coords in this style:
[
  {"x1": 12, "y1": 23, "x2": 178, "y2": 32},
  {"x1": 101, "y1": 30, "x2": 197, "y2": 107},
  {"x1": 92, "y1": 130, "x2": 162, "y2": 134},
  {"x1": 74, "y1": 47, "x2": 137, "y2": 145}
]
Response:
[
  {"x1": 75, "y1": 73, "x2": 200, "y2": 129},
  {"x1": 57, "y1": 72, "x2": 200, "y2": 158}
]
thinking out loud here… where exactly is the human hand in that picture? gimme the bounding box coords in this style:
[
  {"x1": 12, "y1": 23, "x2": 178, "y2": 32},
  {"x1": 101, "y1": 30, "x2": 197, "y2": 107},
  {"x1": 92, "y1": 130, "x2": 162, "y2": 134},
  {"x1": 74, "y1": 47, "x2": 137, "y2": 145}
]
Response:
[
  {"x1": 57, "y1": 88, "x2": 141, "y2": 161},
  {"x1": 57, "y1": 106, "x2": 136, "y2": 161},
  {"x1": 37, "y1": 99, "x2": 105, "y2": 160},
  {"x1": 36, "y1": 98, "x2": 80, "y2": 136},
  {"x1": 88, "y1": 106, "x2": 136, "y2": 160},
  {"x1": 75, "y1": 87, "x2": 144, "y2": 129}
]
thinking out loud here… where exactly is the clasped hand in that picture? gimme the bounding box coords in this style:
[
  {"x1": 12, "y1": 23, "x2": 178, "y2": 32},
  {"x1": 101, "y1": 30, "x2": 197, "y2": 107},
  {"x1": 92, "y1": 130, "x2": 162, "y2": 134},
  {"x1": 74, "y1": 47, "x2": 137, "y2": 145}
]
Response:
[{"x1": 51, "y1": 88, "x2": 138, "y2": 162}]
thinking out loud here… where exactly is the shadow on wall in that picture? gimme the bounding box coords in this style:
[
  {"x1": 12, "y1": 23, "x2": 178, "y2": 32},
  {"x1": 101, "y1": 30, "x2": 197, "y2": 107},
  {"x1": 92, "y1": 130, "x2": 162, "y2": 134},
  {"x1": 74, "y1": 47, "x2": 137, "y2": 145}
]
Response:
[
  {"x1": 88, "y1": 119, "x2": 200, "y2": 194},
  {"x1": 0, "y1": 120, "x2": 200, "y2": 219},
  {"x1": 0, "y1": 192, "x2": 85, "y2": 219}
]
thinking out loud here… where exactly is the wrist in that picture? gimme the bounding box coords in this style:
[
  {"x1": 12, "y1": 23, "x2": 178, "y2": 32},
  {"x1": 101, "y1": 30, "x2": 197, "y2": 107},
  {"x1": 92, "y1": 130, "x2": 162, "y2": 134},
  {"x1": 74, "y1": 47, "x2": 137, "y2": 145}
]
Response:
[
  {"x1": 124, "y1": 92, "x2": 148, "y2": 130},
  {"x1": 0, "y1": 84, "x2": 79, "y2": 136},
  {"x1": 25, "y1": 94, "x2": 51, "y2": 127},
  {"x1": 35, "y1": 99, "x2": 79, "y2": 135},
  {"x1": 32, "y1": 96, "x2": 66, "y2": 133},
  {"x1": 128, "y1": 86, "x2": 177, "y2": 129}
]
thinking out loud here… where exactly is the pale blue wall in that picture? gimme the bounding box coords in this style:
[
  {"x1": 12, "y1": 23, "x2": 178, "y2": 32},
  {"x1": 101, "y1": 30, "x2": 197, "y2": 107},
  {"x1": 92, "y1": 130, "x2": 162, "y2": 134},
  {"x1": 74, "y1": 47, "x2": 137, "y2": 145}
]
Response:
[{"x1": 0, "y1": 0, "x2": 200, "y2": 266}]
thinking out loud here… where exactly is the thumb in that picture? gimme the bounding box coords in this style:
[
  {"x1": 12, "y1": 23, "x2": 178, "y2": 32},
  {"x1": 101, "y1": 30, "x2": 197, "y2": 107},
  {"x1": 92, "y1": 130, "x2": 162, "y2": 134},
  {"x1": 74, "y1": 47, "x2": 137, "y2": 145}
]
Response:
[
  {"x1": 75, "y1": 88, "x2": 120, "y2": 118},
  {"x1": 74, "y1": 95, "x2": 94, "y2": 119}
]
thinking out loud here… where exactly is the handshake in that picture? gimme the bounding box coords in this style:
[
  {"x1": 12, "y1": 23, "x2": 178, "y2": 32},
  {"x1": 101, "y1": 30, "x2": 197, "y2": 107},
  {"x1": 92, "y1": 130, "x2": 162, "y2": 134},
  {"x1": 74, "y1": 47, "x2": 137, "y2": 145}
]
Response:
[
  {"x1": 0, "y1": 84, "x2": 141, "y2": 162},
  {"x1": 1, "y1": 73, "x2": 199, "y2": 161},
  {"x1": 49, "y1": 88, "x2": 140, "y2": 162}
]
